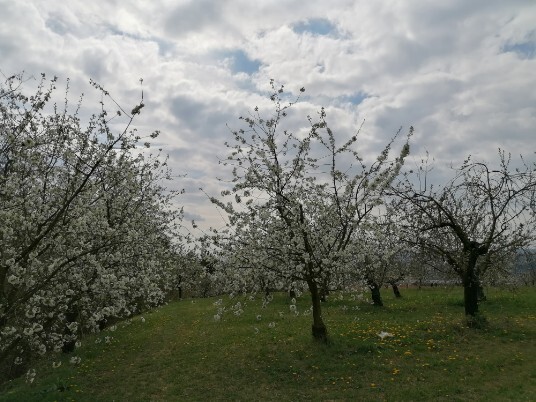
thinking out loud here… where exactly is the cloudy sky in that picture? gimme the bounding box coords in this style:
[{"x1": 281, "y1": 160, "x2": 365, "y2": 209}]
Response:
[{"x1": 1, "y1": 0, "x2": 535, "y2": 231}]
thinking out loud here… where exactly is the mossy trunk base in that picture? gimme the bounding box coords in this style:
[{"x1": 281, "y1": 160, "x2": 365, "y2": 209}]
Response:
[{"x1": 312, "y1": 324, "x2": 328, "y2": 343}]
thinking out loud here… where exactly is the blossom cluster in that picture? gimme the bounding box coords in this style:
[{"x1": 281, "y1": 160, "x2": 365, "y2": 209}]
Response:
[{"x1": 0, "y1": 74, "x2": 184, "y2": 377}]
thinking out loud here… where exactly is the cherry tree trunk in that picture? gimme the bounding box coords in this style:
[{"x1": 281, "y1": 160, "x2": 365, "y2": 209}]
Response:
[
  {"x1": 307, "y1": 279, "x2": 328, "y2": 343},
  {"x1": 391, "y1": 283, "x2": 402, "y2": 298},
  {"x1": 368, "y1": 281, "x2": 383, "y2": 306},
  {"x1": 463, "y1": 252, "x2": 480, "y2": 317},
  {"x1": 463, "y1": 280, "x2": 479, "y2": 316}
]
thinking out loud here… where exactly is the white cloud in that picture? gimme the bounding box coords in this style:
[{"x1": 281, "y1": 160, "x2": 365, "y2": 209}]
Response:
[{"x1": 1, "y1": 0, "x2": 534, "y2": 231}]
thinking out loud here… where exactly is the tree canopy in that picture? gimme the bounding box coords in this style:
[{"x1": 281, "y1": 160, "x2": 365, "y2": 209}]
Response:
[
  {"x1": 207, "y1": 82, "x2": 411, "y2": 341},
  {"x1": 0, "y1": 74, "x2": 183, "y2": 379},
  {"x1": 392, "y1": 151, "x2": 536, "y2": 318}
]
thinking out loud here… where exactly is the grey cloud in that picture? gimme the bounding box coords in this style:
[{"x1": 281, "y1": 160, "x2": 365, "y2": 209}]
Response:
[
  {"x1": 169, "y1": 94, "x2": 241, "y2": 141},
  {"x1": 164, "y1": 0, "x2": 223, "y2": 37},
  {"x1": 45, "y1": 17, "x2": 70, "y2": 36},
  {"x1": 182, "y1": 211, "x2": 205, "y2": 223},
  {"x1": 80, "y1": 49, "x2": 111, "y2": 81}
]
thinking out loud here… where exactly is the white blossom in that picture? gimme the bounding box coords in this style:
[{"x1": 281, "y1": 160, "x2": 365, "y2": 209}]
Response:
[
  {"x1": 0, "y1": 75, "x2": 186, "y2": 372},
  {"x1": 25, "y1": 369, "x2": 36, "y2": 384},
  {"x1": 69, "y1": 356, "x2": 81, "y2": 365},
  {"x1": 207, "y1": 86, "x2": 410, "y2": 341},
  {"x1": 378, "y1": 331, "x2": 394, "y2": 340}
]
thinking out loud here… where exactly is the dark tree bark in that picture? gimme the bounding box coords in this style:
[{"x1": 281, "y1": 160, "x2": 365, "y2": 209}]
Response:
[
  {"x1": 391, "y1": 282, "x2": 402, "y2": 298},
  {"x1": 368, "y1": 281, "x2": 384, "y2": 306},
  {"x1": 463, "y1": 277, "x2": 479, "y2": 316},
  {"x1": 307, "y1": 279, "x2": 328, "y2": 343},
  {"x1": 462, "y1": 247, "x2": 482, "y2": 317}
]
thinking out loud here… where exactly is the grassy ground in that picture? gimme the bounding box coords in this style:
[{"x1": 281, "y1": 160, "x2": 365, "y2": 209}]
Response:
[{"x1": 1, "y1": 286, "x2": 534, "y2": 401}]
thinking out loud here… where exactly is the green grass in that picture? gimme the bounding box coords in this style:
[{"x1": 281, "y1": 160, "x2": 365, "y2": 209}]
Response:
[{"x1": 1, "y1": 287, "x2": 535, "y2": 401}]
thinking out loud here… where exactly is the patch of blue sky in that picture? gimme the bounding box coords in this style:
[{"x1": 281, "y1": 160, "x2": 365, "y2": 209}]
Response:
[
  {"x1": 338, "y1": 91, "x2": 369, "y2": 106},
  {"x1": 219, "y1": 49, "x2": 262, "y2": 75},
  {"x1": 186, "y1": 169, "x2": 206, "y2": 179},
  {"x1": 153, "y1": 38, "x2": 175, "y2": 57},
  {"x1": 292, "y1": 18, "x2": 337, "y2": 37},
  {"x1": 502, "y1": 41, "x2": 535, "y2": 59}
]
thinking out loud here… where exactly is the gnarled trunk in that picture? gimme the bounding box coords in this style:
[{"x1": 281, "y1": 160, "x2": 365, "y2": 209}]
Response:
[
  {"x1": 371, "y1": 285, "x2": 383, "y2": 306},
  {"x1": 463, "y1": 249, "x2": 480, "y2": 317},
  {"x1": 369, "y1": 281, "x2": 383, "y2": 306},
  {"x1": 391, "y1": 282, "x2": 402, "y2": 298},
  {"x1": 463, "y1": 278, "x2": 479, "y2": 316},
  {"x1": 307, "y1": 279, "x2": 328, "y2": 343}
]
